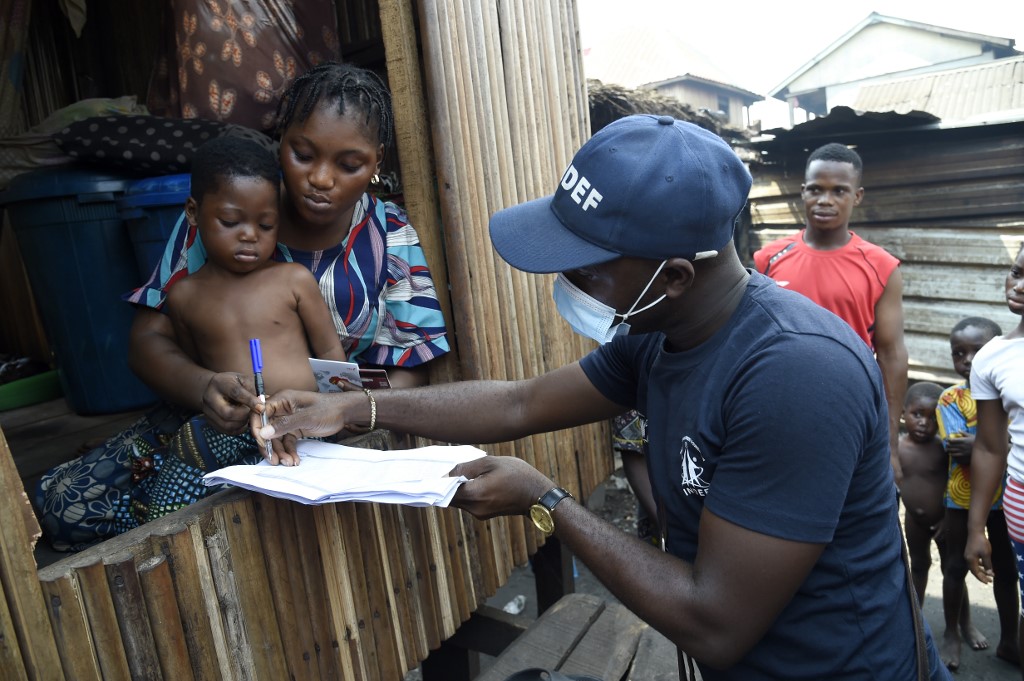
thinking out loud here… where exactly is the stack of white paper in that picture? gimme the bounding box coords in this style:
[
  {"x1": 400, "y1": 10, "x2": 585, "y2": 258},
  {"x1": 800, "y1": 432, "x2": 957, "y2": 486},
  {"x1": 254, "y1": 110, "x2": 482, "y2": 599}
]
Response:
[{"x1": 203, "y1": 439, "x2": 486, "y2": 507}]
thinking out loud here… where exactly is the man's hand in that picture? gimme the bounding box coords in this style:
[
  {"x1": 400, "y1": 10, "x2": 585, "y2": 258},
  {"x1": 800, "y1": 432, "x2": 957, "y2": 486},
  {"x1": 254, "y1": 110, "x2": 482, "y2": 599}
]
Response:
[
  {"x1": 449, "y1": 456, "x2": 555, "y2": 520},
  {"x1": 204, "y1": 372, "x2": 261, "y2": 433}
]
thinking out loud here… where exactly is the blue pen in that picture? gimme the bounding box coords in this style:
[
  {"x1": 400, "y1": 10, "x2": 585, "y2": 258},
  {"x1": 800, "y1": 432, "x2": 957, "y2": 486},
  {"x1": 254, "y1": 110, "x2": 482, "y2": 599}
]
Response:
[{"x1": 249, "y1": 339, "x2": 274, "y2": 461}]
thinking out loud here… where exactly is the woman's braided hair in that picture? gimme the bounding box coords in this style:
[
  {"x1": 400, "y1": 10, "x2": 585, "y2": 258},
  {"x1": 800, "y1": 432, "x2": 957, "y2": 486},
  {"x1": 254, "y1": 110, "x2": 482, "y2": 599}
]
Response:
[{"x1": 275, "y1": 62, "x2": 394, "y2": 153}]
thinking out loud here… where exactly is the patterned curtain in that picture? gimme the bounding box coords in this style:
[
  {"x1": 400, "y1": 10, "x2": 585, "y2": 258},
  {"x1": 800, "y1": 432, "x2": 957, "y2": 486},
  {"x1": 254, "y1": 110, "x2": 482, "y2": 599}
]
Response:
[{"x1": 148, "y1": 0, "x2": 341, "y2": 132}]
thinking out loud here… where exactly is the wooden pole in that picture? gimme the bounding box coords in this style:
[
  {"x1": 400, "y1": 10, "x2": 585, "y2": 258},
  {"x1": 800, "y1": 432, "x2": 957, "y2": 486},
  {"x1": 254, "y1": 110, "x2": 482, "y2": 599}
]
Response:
[
  {"x1": 291, "y1": 504, "x2": 345, "y2": 680},
  {"x1": 150, "y1": 525, "x2": 224, "y2": 680},
  {"x1": 105, "y1": 553, "x2": 162, "y2": 680},
  {"x1": 38, "y1": 572, "x2": 102, "y2": 680},
  {"x1": 377, "y1": 0, "x2": 459, "y2": 386},
  {"x1": 0, "y1": 427, "x2": 63, "y2": 679},
  {"x1": 212, "y1": 497, "x2": 289, "y2": 680},
  {"x1": 252, "y1": 497, "x2": 320, "y2": 681},
  {"x1": 138, "y1": 554, "x2": 194, "y2": 680}
]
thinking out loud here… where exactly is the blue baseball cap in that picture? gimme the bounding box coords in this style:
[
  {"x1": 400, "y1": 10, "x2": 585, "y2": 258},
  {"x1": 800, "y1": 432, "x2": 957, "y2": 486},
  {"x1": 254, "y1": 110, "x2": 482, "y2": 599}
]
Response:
[{"x1": 489, "y1": 114, "x2": 752, "y2": 273}]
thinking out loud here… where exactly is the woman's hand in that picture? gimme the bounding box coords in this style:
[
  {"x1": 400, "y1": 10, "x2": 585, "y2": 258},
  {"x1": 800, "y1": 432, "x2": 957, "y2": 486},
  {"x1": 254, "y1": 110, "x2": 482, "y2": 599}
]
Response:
[
  {"x1": 204, "y1": 372, "x2": 261, "y2": 434},
  {"x1": 965, "y1": 529, "x2": 994, "y2": 584},
  {"x1": 448, "y1": 456, "x2": 555, "y2": 520}
]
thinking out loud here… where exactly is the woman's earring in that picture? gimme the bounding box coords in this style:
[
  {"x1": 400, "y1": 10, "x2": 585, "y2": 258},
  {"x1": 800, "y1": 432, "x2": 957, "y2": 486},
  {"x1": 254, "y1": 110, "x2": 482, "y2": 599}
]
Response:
[{"x1": 371, "y1": 173, "x2": 381, "y2": 186}]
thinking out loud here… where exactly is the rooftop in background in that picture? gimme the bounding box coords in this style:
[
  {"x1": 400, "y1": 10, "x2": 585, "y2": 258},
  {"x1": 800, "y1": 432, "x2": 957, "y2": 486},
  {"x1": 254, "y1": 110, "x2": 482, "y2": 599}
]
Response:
[
  {"x1": 770, "y1": 12, "x2": 1018, "y2": 100},
  {"x1": 644, "y1": 74, "x2": 761, "y2": 105},
  {"x1": 852, "y1": 54, "x2": 1024, "y2": 124}
]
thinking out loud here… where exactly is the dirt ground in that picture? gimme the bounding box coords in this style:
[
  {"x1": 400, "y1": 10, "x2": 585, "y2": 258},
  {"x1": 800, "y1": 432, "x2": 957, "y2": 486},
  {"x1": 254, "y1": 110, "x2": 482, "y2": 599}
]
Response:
[{"x1": 410, "y1": 466, "x2": 1023, "y2": 680}]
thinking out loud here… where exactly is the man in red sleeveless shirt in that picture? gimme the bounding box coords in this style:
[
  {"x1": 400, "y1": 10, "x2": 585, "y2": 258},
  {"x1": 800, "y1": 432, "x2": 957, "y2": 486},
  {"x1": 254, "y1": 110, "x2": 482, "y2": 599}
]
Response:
[{"x1": 753, "y1": 143, "x2": 908, "y2": 484}]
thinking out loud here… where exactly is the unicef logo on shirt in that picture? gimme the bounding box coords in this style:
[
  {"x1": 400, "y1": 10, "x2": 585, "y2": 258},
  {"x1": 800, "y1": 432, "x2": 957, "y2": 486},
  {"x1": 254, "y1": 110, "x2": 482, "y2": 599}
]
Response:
[{"x1": 679, "y1": 436, "x2": 710, "y2": 496}]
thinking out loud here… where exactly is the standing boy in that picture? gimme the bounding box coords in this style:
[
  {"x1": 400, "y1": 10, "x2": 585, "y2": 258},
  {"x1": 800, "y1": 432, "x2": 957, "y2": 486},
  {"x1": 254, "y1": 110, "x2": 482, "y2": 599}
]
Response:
[
  {"x1": 900, "y1": 381, "x2": 950, "y2": 605},
  {"x1": 753, "y1": 143, "x2": 908, "y2": 483},
  {"x1": 937, "y1": 317, "x2": 1018, "y2": 671}
]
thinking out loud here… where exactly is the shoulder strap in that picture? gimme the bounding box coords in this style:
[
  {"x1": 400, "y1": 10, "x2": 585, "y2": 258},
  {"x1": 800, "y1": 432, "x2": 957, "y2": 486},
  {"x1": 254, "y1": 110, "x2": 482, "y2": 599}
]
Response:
[{"x1": 760, "y1": 241, "x2": 797, "y2": 276}]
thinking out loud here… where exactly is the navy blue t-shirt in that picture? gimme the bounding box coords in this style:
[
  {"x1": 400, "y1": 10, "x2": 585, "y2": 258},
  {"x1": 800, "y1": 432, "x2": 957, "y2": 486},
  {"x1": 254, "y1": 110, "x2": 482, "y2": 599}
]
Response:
[{"x1": 581, "y1": 273, "x2": 947, "y2": 680}]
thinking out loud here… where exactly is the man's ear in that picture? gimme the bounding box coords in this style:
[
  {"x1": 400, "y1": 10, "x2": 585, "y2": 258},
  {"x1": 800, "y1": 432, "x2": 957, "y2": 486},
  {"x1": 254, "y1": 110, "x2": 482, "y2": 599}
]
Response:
[
  {"x1": 854, "y1": 187, "x2": 864, "y2": 205},
  {"x1": 662, "y1": 258, "x2": 695, "y2": 298},
  {"x1": 184, "y1": 196, "x2": 199, "y2": 227}
]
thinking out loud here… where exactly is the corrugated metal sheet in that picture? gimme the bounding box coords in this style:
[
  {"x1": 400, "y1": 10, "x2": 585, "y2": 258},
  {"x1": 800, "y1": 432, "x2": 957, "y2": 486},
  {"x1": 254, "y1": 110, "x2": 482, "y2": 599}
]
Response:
[
  {"x1": 745, "y1": 114, "x2": 1024, "y2": 384},
  {"x1": 853, "y1": 55, "x2": 1024, "y2": 122}
]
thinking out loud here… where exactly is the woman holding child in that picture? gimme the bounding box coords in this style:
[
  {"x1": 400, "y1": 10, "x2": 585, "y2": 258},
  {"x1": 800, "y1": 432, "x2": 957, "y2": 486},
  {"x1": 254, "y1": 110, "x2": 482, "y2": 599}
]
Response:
[{"x1": 35, "y1": 62, "x2": 449, "y2": 550}]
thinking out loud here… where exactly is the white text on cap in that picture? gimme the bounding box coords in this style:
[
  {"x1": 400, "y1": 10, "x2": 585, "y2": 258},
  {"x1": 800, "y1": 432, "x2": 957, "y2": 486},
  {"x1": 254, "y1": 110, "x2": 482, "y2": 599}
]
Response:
[{"x1": 560, "y1": 165, "x2": 603, "y2": 211}]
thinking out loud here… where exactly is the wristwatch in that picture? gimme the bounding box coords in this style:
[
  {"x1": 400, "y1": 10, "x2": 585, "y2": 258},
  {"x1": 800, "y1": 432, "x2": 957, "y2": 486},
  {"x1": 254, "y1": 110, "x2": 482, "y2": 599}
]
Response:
[{"x1": 529, "y1": 487, "x2": 573, "y2": 535}]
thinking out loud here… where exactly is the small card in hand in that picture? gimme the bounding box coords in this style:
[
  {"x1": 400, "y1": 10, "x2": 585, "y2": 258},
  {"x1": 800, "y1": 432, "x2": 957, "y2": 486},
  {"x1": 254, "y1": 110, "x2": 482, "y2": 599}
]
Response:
[{"x1": 309, "y1": 358, "x2": 392, "y2": 391}]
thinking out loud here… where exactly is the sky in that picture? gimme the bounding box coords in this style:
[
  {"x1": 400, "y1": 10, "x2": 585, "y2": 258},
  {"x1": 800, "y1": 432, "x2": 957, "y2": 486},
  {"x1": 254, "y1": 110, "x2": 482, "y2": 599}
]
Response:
[{"x1": 577, "y1": 0, "x2": 1024, "y2": 125}]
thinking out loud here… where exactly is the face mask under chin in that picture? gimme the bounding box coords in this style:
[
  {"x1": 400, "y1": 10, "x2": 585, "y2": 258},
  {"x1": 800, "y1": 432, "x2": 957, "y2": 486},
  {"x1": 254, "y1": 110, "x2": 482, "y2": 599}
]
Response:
[{"x1": 552, "y1": 261, "x2": 668, "y2": 344}]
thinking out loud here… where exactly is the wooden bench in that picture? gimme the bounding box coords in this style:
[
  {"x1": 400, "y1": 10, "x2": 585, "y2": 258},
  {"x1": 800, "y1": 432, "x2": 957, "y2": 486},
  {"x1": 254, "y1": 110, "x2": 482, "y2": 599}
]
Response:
[{"x1": 474, "y1": 593, "x2": 686, "y2": 681}]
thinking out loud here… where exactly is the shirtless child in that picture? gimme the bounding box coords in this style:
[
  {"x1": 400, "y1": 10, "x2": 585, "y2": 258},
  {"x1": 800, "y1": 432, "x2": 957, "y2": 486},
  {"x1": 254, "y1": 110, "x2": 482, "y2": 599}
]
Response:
[
  {"x1": 165, "y1": 136, "x2": 347, "y2": 462},
  {"x1": 900, "y1": 382, "x2": 953, "y2": 600}
]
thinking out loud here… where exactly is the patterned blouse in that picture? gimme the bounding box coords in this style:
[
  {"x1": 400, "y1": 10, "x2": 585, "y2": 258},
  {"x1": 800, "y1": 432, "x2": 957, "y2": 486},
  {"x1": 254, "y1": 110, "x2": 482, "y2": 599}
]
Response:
[{"x1": 126, "y1": 192, "x2": 449, "y2": 367}]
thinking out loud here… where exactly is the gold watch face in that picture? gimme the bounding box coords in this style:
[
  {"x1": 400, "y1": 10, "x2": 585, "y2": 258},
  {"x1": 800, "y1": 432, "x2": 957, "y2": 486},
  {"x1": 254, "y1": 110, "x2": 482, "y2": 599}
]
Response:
[{"x1": 530, "y1": 504, "x2": 555, "y2": 534}]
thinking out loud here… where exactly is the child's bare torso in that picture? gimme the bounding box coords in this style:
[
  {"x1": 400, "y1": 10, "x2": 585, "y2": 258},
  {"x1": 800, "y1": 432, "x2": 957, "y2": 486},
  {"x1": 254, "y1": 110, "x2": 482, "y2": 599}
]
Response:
[
  {"x1": 898, "y1": 435, "x2": 948, "y2": 528},
  {"x1": 168, "y1": 262, "x2": 332, "y2": 393}
]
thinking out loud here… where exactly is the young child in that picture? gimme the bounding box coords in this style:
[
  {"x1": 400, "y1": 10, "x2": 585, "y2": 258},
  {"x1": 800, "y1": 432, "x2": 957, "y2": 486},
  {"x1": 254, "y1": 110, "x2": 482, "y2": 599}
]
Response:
[
  {"x1": 122, "y1": 136, "x2": 347, "y2": 527},
  {"x1": 965, "y1": 246, "x2": 1024, "y2": 678},
  {"x1": 164, "y1": 135, "x2": 346, "y2": 396},
  {"x1": 899, "y1": 381, "x2": 948, "y2": 602},
  {"x1": 937, "y1": 317, "x2": 1018, "y2": 671},
  {"x1": 752, "y1": 143, "x2": 907, "y2": 485}
]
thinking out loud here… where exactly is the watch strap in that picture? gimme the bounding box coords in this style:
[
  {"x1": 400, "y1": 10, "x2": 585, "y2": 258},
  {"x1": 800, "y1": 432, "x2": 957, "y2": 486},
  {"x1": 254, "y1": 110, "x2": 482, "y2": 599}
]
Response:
[{"x1": 537, "y1": 487, "x2": 573, "y2": 511}]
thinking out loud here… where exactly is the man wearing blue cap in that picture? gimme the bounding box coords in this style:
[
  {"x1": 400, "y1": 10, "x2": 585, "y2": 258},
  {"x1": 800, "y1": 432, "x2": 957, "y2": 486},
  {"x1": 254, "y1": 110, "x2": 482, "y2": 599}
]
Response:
[{"x1": 255, "y1": 115, "x2": 949, "y2": 680}]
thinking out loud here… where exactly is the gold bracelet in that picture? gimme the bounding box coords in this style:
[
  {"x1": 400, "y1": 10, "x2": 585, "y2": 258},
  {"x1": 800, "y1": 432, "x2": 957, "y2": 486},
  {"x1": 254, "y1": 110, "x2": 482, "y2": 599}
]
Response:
[{"x1": 362, "y1": 388, "x2": 377, "y2": 431}]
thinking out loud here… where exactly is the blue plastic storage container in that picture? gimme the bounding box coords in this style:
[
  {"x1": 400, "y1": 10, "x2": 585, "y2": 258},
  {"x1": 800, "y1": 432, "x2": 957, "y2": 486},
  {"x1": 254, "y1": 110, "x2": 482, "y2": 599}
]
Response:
[
  {"x1": 0, "y1": 168, "x2": 157, "y2": 414},
  {"x1": 119, "y1": 173, "x2": 191, "y2": 279}
]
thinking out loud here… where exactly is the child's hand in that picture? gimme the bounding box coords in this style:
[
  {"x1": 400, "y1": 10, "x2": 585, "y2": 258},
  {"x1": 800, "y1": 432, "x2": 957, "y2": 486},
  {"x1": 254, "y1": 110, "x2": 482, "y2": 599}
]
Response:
[
  {"x1": 945, "y1": 433, "x2": 975, "y2": 463},
  {"x1": 204, "y1": 371, "x2": 261, "y2": 434},
  {"x1": 265, "y1": 433, "x2": 301, "y2": 467}
]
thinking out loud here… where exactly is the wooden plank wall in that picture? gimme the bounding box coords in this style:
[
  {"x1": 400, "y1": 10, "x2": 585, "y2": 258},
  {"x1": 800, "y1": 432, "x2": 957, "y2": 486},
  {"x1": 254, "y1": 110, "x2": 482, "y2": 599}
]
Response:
[{"x1": 746, "y1": 127, "x2": 1024, "y2": 384}]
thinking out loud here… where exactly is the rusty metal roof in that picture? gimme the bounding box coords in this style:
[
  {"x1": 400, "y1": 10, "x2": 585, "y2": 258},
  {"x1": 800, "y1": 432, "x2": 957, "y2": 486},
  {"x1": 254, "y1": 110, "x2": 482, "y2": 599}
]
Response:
[
  {"x1": 748, "y1": 105, "x2": 1022, "y2": 158},
  {"x1": 852, "y1": 55, "x2": 1024, "y2": 122}
]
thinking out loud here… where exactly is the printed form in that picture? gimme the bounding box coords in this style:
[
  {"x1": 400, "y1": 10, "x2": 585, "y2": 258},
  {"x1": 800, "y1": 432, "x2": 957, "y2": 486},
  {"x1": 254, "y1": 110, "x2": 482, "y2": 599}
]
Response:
[{"x1": 203, "y1": 439, "x2": 485, "y2": 507}]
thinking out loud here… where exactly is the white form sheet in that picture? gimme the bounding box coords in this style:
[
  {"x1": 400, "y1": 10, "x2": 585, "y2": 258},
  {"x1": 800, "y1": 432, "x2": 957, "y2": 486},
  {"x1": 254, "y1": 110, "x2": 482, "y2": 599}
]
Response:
[{"x1": 203, "y1": 439, "x2": 486, "y2": 507}]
